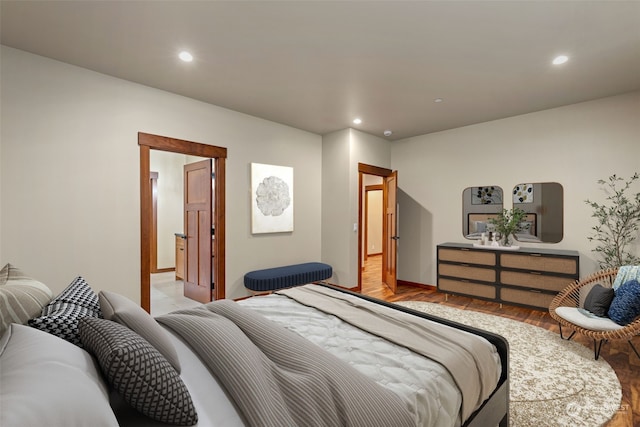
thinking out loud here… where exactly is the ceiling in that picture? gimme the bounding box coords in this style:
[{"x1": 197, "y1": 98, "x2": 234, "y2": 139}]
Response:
[{"x1": 2, "y1": 1, "x2": 639, "y2": 140}]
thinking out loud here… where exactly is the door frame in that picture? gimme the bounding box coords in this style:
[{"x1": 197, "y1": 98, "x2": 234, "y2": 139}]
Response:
[
  {"x1": 357, "y1": 163, "x2": 394, "y2": 292},
  {"x1": 139, "y1": 132, "x2": 227, "y2": 313}
]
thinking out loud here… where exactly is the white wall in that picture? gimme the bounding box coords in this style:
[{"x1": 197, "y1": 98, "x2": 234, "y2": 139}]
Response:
[
  {"x1": 321, "y1": 128, "x2": 391, "y2": 287},
  {"x1": 321, "y1": 129, "x2": 351, "y2": 285},
  {"x1": 392, "y1": 91, "x2": 640, "y2": 284},
  {"x1": 0, "y1": 46, "x2": 322, "y2": 301}
]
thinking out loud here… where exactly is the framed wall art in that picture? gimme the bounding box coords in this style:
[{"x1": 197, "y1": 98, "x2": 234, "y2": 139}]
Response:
[
  {"x1": 251, "y1": 163, "x2": 294, "y2": 234},
  {"x1": 471, "y1": 186, "x2": 503, "y2": 205}
]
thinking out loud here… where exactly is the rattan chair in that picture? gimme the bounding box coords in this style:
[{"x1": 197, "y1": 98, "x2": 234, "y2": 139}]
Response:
[{"x1": 549, "y1": 267, "x2": 640, "y2": 360}]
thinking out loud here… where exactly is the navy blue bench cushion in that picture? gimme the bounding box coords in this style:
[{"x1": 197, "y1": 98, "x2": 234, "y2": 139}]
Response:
[{"x1": 244, "y1": 262, "x2": 332, "y2": 292}]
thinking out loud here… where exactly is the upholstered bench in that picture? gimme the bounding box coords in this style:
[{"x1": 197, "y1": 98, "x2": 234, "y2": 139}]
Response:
[{"x1": 244, "y1": 262, "x2": 332, "y2": 293}]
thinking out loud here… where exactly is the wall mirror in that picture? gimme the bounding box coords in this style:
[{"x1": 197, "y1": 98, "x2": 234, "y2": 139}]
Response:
[
  {"x1": 512, "y1": 182, "x2": 563, "y2": 243},
  {"x1": 462, "y1": 186, "x2": 503, "y2": 239}
]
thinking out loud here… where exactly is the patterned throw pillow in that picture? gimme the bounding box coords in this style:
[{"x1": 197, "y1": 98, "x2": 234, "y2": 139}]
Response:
[
  {"x1": 51, "y1": 276, "x2": 101, "y2": 312},
  {"x1": 608, "y1": 279, "x2": 640, "y2": 326},
  {"x1": 29, "y1": 301, "x2": 100, "y2": 347},
  {"x1": 28, "y1": 276, "x2": 102, "y2": 346},
  {"x1": 78, "y1": 317, "x2": 197, "y2": 426},
  {"x1": 99, "y1": 290, "x2": 181, "y2": 373},
  {"x1": 0, "y1": 263, "x2": 53, "y2": 336}
]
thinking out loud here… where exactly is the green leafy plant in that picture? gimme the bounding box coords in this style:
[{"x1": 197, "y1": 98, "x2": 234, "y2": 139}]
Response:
[
  {"x1": 489, "y1": 207, "x2": 528, "y2": 246},
  {"x1": 585, "y1": 173, "x2": 640, "y2": 269}
]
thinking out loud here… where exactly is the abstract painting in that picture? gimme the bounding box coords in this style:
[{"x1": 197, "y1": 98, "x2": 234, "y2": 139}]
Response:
[{"x1": 251, "y1": 163, "x2": 294, "y2": 233}]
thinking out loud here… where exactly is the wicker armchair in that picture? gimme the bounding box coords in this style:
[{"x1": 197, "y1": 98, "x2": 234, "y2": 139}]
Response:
[{"x1": 549, "y1": 267, "x2": 640, "y2": 360}]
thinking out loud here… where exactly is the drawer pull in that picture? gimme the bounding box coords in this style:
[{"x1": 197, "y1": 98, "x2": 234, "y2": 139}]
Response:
[
  {"x1": 460, "y1": 263, "x2": 470, "y2": 267},
  {"x1": 529, "y1": 289, "x2": 542, "y2": 293},
  {"x1": 460, "y1": 248, "x2": 470, "y2": 251},
  {"x1": 529, "y1": 271, "x2": 542, "y2": 275},
  {"x1": 530, "y1": 253, "x2": 542, "y2": 257}
]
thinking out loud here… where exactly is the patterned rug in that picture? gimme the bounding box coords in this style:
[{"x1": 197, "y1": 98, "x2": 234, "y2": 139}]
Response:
[{"x1": 395, "y1": 301, "x2": 622, "y2": 427}]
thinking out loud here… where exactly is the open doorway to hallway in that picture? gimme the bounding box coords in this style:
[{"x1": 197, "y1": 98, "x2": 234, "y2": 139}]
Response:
[
  {"x1": 139, "y1": 132, "x2": 227, "y2": 313},
  {"x1": 357, "y1": 163, "x2": 398, "y2": 294},
  {"x1": 361, "y1": 177, "x2": 383, "y2": 291}
]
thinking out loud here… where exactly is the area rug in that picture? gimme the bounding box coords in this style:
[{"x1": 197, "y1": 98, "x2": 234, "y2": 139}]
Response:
[{"x1": 395, "y1": 301, "x2": 622, "y2": 427}]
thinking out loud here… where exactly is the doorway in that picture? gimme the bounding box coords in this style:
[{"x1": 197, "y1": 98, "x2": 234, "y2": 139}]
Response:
[
  {"x1": 357, "y1": 163, "x2": 398, "y2": 294},
  {"x1": 139, "y1": 132, "x2": 227, "y2": 313},
  {"x1": 362, "y1": 182, "x2": 383, "y2": 291}
]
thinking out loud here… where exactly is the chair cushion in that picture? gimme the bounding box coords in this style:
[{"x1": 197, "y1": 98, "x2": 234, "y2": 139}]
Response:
[
  {"x1": 583, "y1": 284, "x2": 615, "y2": 317},
  {"x1": 554, "y1": 307, "x2": 623, "y2": 331},
  {"x1": 608, "y1": 279, "x2": 640, "y2": 326}
]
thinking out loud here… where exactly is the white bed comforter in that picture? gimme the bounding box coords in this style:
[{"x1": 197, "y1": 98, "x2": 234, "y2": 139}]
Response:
[{"x1": 239, "y1": 293, "x2": 499, "y2": 427}]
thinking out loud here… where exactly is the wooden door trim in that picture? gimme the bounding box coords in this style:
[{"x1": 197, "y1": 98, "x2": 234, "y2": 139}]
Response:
[
  {"x1": 139, "y1": 132, "x2": 227, "y2": 313},
  {"x1": 150, "y1": 172, "x2": 159, "y2": 273},
  {"x1": 357, "y1": 163, "x2": 393, "y2": 292}
]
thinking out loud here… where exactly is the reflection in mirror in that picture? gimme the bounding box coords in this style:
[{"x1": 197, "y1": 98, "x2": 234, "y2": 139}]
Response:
[
  {"x1": 512, "y1": 182, "x2": 563, "y2": 243},
  {"x1": 462, "y1": 186, "x2": 503, "y2": 239}
]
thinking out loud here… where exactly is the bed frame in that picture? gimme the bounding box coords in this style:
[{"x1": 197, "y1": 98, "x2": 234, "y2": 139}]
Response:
[{"x1": 317, "y1": 283, "x2": 510, "y2": 427}]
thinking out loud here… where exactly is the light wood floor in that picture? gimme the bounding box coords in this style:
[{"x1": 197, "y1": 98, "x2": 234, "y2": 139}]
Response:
[{"x1": 361, "y1": 254, "x2": 639, "y2": 427}]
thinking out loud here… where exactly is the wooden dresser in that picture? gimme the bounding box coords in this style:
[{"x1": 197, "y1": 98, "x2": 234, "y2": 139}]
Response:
[{"x1": 437, "y1": 242, "x2": 579, "y2": 310}]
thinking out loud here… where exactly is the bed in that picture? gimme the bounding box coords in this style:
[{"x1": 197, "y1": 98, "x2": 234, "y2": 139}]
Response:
[{"x1": 0, "y1": 269, "x2": 509, "y2": 427}]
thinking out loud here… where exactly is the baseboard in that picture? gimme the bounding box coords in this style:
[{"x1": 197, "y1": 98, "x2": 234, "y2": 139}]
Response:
[
  {"x1": 152, "y1": 267, "x2": 175, "y2": 274},
  {"x1": 397, "y1": 280, "x2": 435, "y2": 289}
]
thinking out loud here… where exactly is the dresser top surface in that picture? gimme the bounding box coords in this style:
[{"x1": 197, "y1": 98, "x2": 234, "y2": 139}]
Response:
[{"x1": 438, "y1": 242, "x2": 579, "y2": 257}]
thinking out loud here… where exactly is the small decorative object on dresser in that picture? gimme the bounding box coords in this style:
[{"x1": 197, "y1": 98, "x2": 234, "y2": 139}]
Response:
[{"x1": 437, "y1": 242, "x2": 579, "y2": 310}]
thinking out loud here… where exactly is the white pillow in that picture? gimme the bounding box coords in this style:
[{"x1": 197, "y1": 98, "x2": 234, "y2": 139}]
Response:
[
  {"x1": 0, "y1": 263, "x2": 53, "y2": 336},
  {"x1": 0, "y1": 324, "x2": 118, "y2": 427}
]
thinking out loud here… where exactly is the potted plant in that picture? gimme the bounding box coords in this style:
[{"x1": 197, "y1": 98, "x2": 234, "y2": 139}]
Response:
[
  {"x1": 489, "y1": 207, "x2": 528, "y2": 247},
  {"x1": 585, "y1": 173, "x2": 640, "y2": 269}
]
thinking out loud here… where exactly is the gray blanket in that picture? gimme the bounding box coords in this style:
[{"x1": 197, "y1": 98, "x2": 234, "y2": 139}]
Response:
[
  {"x1": 157, "y1": 300, "x2": 415, "y2": 427},
  {"x1": 277, "y1": 285, "x2": 500, "y2": 422}
]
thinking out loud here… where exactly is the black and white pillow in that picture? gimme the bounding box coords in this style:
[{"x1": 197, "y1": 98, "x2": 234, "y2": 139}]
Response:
[
  {"x1": 28, "y1": 277, "x2": 102, "y2": 346},
  {"x1": 29, "y1": 301, "x2": 100, "y2": 347},
  {"x1": 78, "y1": 317, "x2": 198, "y2": 426},
  {"x1": 51, "y1": 276, "x2": 101, "y2": 312}
]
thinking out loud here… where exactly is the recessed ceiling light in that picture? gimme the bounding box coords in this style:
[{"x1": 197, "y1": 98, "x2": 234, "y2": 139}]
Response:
[
  {"x1": 552, "y1": 55, "x2": 569, "y2": 65},
  {"x1": 353, "y1": 118, "x2": 362, "y2": 125},
  {"x1": 179, "y1": 51, "x2": 193, "y2": 62},
  {"x1": 434, "y1": 98, "x2": 444, "y2": 103}
]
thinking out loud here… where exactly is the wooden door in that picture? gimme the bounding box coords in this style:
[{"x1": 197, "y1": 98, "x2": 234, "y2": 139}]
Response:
[
  {"x1": 383, "y1": 171, "x2": 398, "y2": 292},
  {"x1": 183, "y1": 159, "x2": 213, "y2": 303}
]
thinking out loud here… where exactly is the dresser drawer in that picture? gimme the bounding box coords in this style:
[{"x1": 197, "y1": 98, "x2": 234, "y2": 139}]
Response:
[
  {"x1": 438, "y1": 248, "x2": 496, "y2": 266},
  {"x1": 500, "y1": 253, "x2": 577, "y2": 275},
  {"x1": 500, "y1": 271, "x2": 574, "y2": 292},
  {"x1": 500, "y1": 287, "x2": 555, "y2": 309},
  {"x1": 439, "y1": 263, "x2": 496, "y2": 282},
  {"x1": 438, "y1": 278, "x2": 496, "y2": 299}
]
